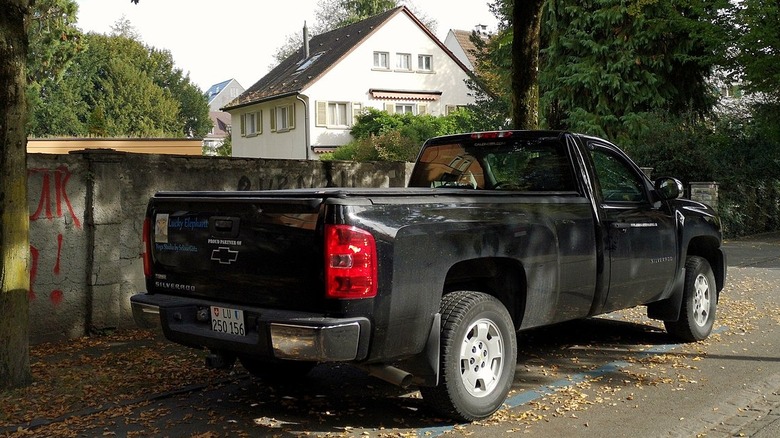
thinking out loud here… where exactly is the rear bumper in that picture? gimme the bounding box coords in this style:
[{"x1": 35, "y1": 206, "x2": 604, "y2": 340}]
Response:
[{"x1": 130, "y1": 293, "x2": 371, "y2": 362}]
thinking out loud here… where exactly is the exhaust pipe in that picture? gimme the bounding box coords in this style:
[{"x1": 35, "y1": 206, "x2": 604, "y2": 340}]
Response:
[{"x1": 365, "y1": 365, "x2": 414, "y2": 388}]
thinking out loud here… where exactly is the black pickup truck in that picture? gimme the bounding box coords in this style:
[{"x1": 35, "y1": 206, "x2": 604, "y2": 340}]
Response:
[{"x1": 131, "y1": 130, "x2": 726, "y2": 420}]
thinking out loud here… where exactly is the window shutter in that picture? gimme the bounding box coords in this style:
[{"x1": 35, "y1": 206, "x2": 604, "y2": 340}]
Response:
[
  {"x1": 287, "y1": 104, "x2": 295, "y2": 129},
  {"x1": 270, "y1": 107, "x2": 277, "y2": 132},
  {"x1": 351, "y1": 102, "x2": 362, "y2": 126},
  {"x1": 316, "y1": 101, "x2": 327, "y2": 127},
  {"x1": 384, "y1": 103, "x2": 395, "y2": 114},
  {"x1": 418, "y1": 104, "x2": 428, "y2": 115},
  {"x1": 240, "y1": 114, "x2": 246, "y2": 136},
  {"x1": 257, "y1": 110, "x2": 263, "y2": 134}
]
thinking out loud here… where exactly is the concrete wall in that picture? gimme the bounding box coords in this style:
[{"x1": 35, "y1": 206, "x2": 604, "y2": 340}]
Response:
[{"x1": 27, "y1": 151, "x2": 411, "y2": 343}]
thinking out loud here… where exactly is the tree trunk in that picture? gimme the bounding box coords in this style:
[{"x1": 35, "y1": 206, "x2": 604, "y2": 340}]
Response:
[
  {"x1": 511, "y1": 0, "x2": 545, "y2": 129},
  {"x1": 0, "y1": 0, "x2": 32, "y2": 389}
]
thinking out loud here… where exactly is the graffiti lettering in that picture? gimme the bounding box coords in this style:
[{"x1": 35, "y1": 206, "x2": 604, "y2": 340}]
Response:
[
  {"x1": 29, "y1": 235, "x2": 67, "y2": 306},
  {"x1": 29, "y1": 165, "x2": 82, "y2": 228}
]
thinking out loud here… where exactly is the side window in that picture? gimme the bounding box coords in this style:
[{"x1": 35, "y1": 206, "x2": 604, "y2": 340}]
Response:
[{"x1": 590, "y1": 146, "x2": 647, "y2": 202}]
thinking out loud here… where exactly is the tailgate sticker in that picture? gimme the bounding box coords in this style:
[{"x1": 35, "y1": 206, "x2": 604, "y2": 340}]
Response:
[
  {"x1": 155, "y1": 243, "x2": 198, "y2": 252},
  {"x1": 154, "y1": 214, "x2": 169, "y2": 243},
  {"x1": 208, "y1": 238, "x2": 243, "y2": 246}
]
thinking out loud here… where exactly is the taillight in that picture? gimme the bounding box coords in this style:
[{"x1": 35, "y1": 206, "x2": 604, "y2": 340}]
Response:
[
  {"x1": 142, "y1": 217, "x2": 152, "y2": 278},
  {"x1": 324, "y1": 225, "x2": 377, "y2": 299}
]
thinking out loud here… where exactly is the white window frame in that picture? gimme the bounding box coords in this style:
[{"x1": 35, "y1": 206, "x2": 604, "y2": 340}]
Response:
[
  {"x1": 271, "y1": 104, "x2": 295, "y2": 132},
  {"x1": 386, "y1": 103, "x2": 416, "y2": 115},
  {"x1": 328, "y1": 102, "x2": 349, "y2": 127},
  {"x1": 445, "y1": 105, "x2": 465, "y2": 115},
  {"x1": 417, "y1": 54, "x2": 433, "y2": 72},
  {"x1": 315, "y1": 101, "x2": 360, "y2": 128},
  {"x1": 240, "y1": 111, "x2": 261, "y2": 137},
  {"x1": 373, "y1": 51, "x2": 389, "y2": 69},
  {"x1": 395, "y1": 53, "x2": 412, "y2": 71}
]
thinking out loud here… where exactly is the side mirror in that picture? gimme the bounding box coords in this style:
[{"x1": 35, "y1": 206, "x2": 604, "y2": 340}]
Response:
[{"x1": 654, "y1": 177, "x2": 684, "y2": 200}]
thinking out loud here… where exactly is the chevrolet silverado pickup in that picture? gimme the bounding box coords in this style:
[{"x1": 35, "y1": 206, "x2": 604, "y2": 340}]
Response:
[{"x1": 131, "y1": 130, "x2": 726, "y2": 421}]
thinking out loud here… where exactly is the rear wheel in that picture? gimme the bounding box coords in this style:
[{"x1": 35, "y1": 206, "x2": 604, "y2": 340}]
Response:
[
  {"x1": 420, "y1": 291, "x2": 517, "y2": 421},
  {"x1": 238, "y1": 356, "x2": 316, "y2": 381},
  {"x1": 664, "y1": 256, "x2": 717, "y2": 342}
]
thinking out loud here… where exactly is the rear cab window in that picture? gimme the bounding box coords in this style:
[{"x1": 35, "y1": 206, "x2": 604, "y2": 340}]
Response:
[{"x1": 409, "y1": 133, "x2": 578, "y2": 192}]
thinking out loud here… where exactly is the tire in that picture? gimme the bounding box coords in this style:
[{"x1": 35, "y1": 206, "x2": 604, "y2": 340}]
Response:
[
  {"x1": 664, "y1": 256, "x2": 717, "y2": 342},
  {"x1": 238, "y1": 356, "x2": 316, "y2": 381},
  {"x1": 420, "y1": 291, "x2": 517, "y2": 421}
]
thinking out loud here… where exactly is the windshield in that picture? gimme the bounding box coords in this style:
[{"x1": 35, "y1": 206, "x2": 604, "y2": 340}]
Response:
[{"x1": 408, "y1": 135, "x2": 577, "y2": 191}]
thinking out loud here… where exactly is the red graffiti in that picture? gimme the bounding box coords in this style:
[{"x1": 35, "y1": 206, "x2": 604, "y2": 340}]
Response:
[
  {"x1": 29, "y1": 165, "x2": 82, "y2": 228},
  {"x1": 54, "y1": 233, "x2": 62, "y2": 275},
  {"x1": 50, "y1": 290, "x2": 64, "y2": 306},
  {"x1": 29, "y1": 234, "x2": 66, "y2": 307}
]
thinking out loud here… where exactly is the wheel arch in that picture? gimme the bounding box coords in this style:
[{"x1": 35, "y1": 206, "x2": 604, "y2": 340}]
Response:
[
  {"x1": 686, "y1": 235, "x2": 726, "y2": 293},
  {"x1": 442, "y1": 257, "x2": 527, "y2": 329}
]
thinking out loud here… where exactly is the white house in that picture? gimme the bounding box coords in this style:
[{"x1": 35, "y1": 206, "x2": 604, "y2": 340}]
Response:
[
  {"x1": 443, "y1": 25, "x2": 491, "y2": 72},
  {"x1": 205, "y1": 78, "x2": 245, "y2": 112},
  {"x1": 223, "y1": 6, "x2": 476, "y2": 160}
]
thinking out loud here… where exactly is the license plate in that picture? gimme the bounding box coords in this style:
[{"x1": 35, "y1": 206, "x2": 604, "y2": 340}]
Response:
[{"x1": 210, "y1": 306, "x2": 245, "y2": 336}]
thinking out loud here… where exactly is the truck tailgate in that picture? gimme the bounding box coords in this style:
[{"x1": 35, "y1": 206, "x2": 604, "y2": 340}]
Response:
[{"x1": 148, "y1": 196, "x2": 323, "y2": 310}]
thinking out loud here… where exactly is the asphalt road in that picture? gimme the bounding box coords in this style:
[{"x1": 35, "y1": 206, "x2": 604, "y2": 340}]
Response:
[{"x1": 22, "y1": 234, "x2": 780, "y2": 437}]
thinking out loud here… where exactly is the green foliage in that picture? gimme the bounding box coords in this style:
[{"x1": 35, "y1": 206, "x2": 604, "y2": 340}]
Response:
[
  {"x1": 620, "y1": 111, "x2": 715, "y2": 183},
  {"x1": 322, "y1": 108, "x2": 481, "y2": 161},
  {"x1": 27, "y1": 15, "x2": 211, "y2": 138},
  {"x1": 26, "y1": 0, "x2": 82, "y2": 86},
  {"x1": 465, "y1": 26, "x2": 512, "y2": 130},
  {"x1": 618, "y1": 103, "x2": 780, "y2": 238},
  {"x1": 214, "y1": 135, "x2": 233, "y2": 157},
  {"x1": 731, "y1": 0, "x2": 780, "y2": 100},
  {"x1": 539, "y1": 0, "x2": 729, "y2": 141}
]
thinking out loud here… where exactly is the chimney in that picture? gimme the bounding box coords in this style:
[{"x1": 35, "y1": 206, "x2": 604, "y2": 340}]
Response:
[{"x1": 303, "y1": 21, "x2": 310, "y2": 60}]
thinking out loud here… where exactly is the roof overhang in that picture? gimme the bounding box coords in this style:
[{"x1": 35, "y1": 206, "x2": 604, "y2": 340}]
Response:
[
  {"x1": 221, "y1": 91, "x2": 301, "y2": 112},
  {"x1": 369, "y1": 89, "x2": 442, "y2": 101}
]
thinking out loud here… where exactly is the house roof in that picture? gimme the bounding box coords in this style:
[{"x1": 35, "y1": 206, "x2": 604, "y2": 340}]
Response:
[
  {"x1": 450, "y1": 29, "x2": 479, "y2": 69},
  {"x1": 208, "y1": 111, "x2": 231, "y2": 137},
  {"x1": 205, "y1": 79, "x2": 233, "y2": 103},
  {"x1": 223, "y1": 6, "x2": 472, "y2": 111}
]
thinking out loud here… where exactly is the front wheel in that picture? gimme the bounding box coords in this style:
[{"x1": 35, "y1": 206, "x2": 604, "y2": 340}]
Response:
[
  {"x1": 420, "y1": 291, "x2": 517, "y2": 421},
  {"x1": 664, "y1": 256, "x2": 717, "y2": 342}
]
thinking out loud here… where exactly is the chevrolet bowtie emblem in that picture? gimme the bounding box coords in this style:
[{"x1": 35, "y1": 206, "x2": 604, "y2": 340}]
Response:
[{"x1": 211, "y1": 246, "x2": 239, "y2": 265}]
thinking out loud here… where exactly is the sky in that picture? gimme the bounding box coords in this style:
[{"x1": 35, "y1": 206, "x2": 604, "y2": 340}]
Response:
[{"x1": 74, "y1": 0, "x2": 499, "y2": 92}]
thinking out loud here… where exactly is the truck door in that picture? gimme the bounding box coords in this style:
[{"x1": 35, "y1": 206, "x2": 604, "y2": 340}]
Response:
[{"x1": 588, "y1": 142, "x2": 677, "y2": 312}]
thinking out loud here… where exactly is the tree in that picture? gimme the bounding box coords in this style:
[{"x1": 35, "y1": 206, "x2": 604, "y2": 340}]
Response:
[
  {"x1": 466, "y1": 0, "x2": 547, "y2": 129},
  {"x1": 539, "y1": 0, "x2": 729, "y2": 140},
  {"x1": 465, "y1": 3, "x2": 512, "y2": 130},
  {"x1": 28, "y1": 32, "x2": 212, "y2": 138},
  {"x1": 1, "y1": 0, "x2": 33, "y2": 389},
  {"x1": 24, "y1": 0, "x2": 82, "y2": 136},
  {"x1": 511, "y1": 0, "x2": 545, "y2": 129},
  {"x1": 732, "y1": 0, "x2": 780, "y2": 100},
  {"x1": 110, "y1": 14, "x2": 140, "y2": 40}
]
